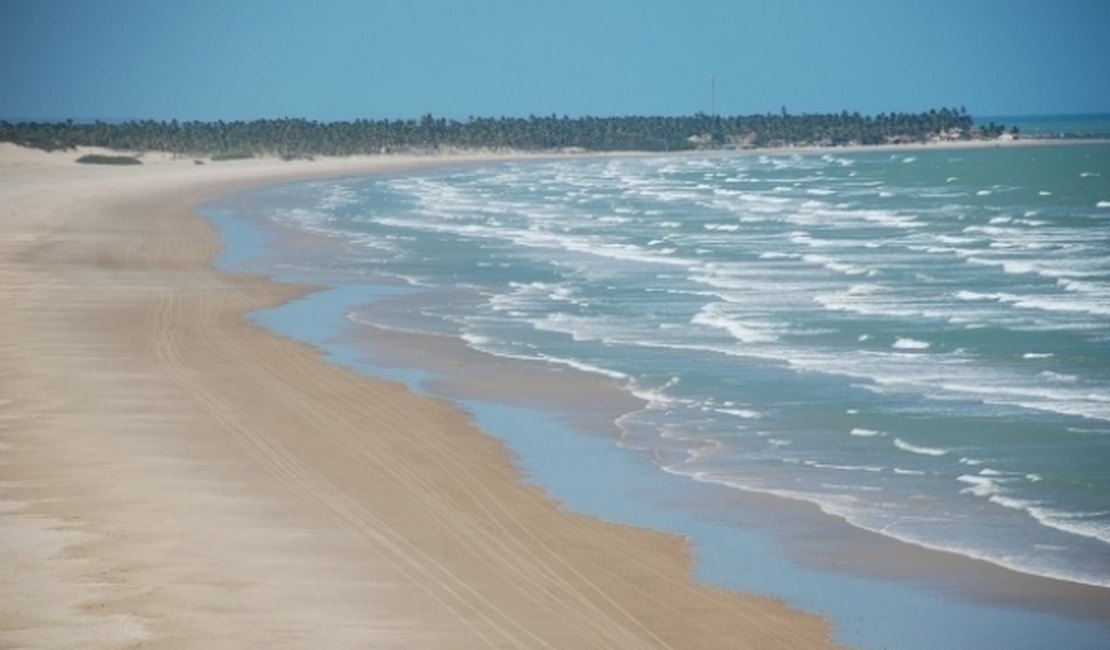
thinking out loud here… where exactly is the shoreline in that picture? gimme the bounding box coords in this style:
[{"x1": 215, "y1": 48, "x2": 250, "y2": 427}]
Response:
[
  {"x1": 336, "y1": 316, "x2": 1110, "y2": 617},
  {"x1": 234, "y1": 250, "x2": 1110, "y2": 630},
  {"x1": 201, "y1": 147, "x2": 1110, "y2": 648},
  {"x1": 3, "y1": 131, "x2": 1105, "y2": 169},
  {"x1": 720, "y1": 136, "x2": 1110, "y2": 156},
  {"x1": 0, "y1": 144, "x2": 838, "y2": 648}
]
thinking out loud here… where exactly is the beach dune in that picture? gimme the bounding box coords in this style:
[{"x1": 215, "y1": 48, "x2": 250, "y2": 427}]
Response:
[{"x1": 0, "y1": 145, "x2": 836, "y2": 648}]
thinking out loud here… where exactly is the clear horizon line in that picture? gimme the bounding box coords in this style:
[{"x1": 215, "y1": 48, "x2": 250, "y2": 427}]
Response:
[{"x1": 4, "y1": 109, "x2": 1110, "y2": 125}]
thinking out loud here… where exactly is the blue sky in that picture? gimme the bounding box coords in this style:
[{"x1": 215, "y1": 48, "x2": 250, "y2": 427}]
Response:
[{"x1": 2, "y1": 0, "x2": 1107, "y2": 121}]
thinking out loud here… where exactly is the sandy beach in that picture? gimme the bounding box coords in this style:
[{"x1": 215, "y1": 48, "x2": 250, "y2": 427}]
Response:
[{"x1": 0, "y1": 144, "x2": 839, "y2": 649}]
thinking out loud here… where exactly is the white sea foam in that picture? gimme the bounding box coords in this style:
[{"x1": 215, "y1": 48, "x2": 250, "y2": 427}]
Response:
[
  {"x1": 802, "y1": 254, "x2": 873, "y2": 276},
  {"x1": 989, "y1": 494, "x2": 1038, "y2": 511},
  {"x1": 459, "y1": 331, "x2": 492, "y2": 347},
  {"x1": 530, "y1": 312, "x2": 618, "y2": 343},
  {"x1": 894, "y1": 438, "x2": 949, "y2": 456},
  {"x1": 533, "y1": 353, "x2": 629, "y2": 382},
  {"x1": 954, "y1": 289, "x2": 989, "y2": 302},
  {"x1": 1097, "y1": 200, "x2": 1110, "y2": 208},
  {"x1": 626, "y1": 378, "x2": 690, "y2": 410},
  {"x1": 666, "y1": 460, "x2": 1110, "y2": 588},
  {"x1": 715, "y1": 407, "x2": 763, "y2": 419},
  {"x1": 691, "y1": 303, "x2": 780, "y2": 344},
  {"x1": 820, "y1": 154, "x2": 854, "y2": 167},
  {"x1": 957, "y1": 474, "x2": 1001, "y2": 497},
  {"x1": 856, "y1": 209, "x2": 923, "y2": 228},
  {"x1": 252, "y1": 153, "x2": 1110, "y2": 592},
  {"x1": 954, "y1": 284, "x2": 1110, "y2": 317},
  {"x1": 490, "y1": 281, "x2": 583, "y2": 313},
  {"x1": 1060, "y1": 278, "x2": 1108, "y2": 295},
  {"x1": 1027, "y1": 508, "x2": 1110, "y2": 544},
  {"x1": 974, "y1": 490, "x2": 1110, "y2": 545},
  {"x1": 937, "y1": 234, "x2": 980, "y2": 245}
]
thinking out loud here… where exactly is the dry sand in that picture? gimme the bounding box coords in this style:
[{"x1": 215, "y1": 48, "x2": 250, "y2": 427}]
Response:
[{"x1": 0, "y1": 144, "x2": 838, "y2": 649}]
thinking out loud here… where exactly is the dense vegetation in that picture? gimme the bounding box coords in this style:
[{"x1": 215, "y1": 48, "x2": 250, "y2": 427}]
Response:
[
  {"x1": 1, "y1": 108, "x2": 1012, "y2": 157},
  {"x1": 74, "y1": 153, "x2": 142, "y2": 165}
]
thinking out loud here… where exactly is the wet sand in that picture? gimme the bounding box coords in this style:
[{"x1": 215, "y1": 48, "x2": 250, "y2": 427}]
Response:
[{"x1": 0, "y1": 144, "x2": 837, "y2": 649}]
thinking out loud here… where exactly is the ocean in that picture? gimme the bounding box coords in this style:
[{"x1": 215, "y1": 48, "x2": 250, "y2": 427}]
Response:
[
  {"x1": 984, "y1": 113, "x2": 1110, "y2": 139},
  {"x1": 205, "y1": 139, "x2": 1110, "y2": 648}
]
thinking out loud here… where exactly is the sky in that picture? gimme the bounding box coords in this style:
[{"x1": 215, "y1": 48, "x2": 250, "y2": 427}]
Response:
[{"x1": 2, "y1": 0, "x2": 1108, "y2": 122}]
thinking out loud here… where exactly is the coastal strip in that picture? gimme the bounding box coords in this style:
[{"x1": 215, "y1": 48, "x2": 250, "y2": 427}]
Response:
[{"x1": 0, "y1": 144, "x2": 838, "y2": 649}]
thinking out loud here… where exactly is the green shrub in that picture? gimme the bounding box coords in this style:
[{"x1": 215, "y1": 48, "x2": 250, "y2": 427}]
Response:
[{"x1": 75, "y1": 154, "x2": 142, "y2": 165}]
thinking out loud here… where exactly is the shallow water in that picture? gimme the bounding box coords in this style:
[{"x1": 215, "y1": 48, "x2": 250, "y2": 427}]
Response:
[{"x1": 205, "y1": 143, "x2": 1110, "y2": 648}]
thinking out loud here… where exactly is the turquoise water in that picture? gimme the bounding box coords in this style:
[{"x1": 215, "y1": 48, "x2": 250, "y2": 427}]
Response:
[
  {"x1": 205, "y1": 142, "x2": 1110, "y2": 647},
  {"x1": 983, "y1": 113, "x2": 1110, "y2": 139}
]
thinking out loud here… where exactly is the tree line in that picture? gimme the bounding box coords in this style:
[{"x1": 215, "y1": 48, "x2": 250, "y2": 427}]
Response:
[{"x1": 0, "y1": 107, "x2": 1012, "y2": 157}]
